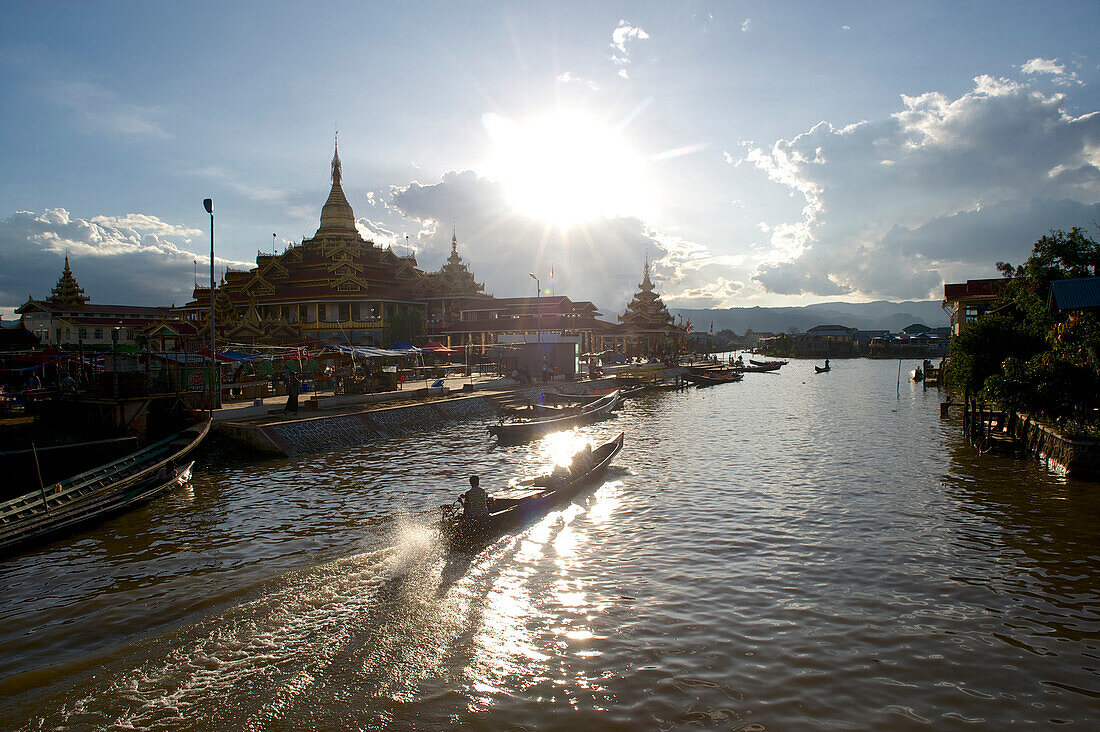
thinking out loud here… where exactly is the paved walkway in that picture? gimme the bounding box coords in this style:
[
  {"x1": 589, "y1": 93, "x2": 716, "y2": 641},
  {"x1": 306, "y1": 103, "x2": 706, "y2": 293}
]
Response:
[{"x1": 212, "y1": 373, "x2": 548, "y2": 423}]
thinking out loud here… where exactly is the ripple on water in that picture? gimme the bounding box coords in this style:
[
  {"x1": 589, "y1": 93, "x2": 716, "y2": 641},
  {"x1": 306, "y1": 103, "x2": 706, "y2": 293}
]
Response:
[{"x1": 2, "y1": 360, "x2": 1099, "y2": 728}]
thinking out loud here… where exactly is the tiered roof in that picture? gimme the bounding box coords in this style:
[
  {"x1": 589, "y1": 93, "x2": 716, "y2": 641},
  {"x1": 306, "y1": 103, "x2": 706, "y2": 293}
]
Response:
[
  {"x1": 419, "y1": 229, "x2": 486, "y2": 300},
  {"x1": 181, "y1": 142, "x2": 431, "y2": 339},
  {"x1": 47, "y1": 257, "x2": 90, "y2": 307},
  {"x1": 619, "y1": 260, "x2": 675, "y2": 333}
]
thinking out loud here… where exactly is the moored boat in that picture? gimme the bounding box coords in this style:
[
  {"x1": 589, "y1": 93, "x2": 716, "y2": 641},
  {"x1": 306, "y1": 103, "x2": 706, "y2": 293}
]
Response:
[
  {"x1": 749, "y1": 358, "x2": 788, "y2": 367},
  {"x1": 489, "y1": 391, "x2": 619, "y2": 444},
  {"x1": 441, "y1": 431, "x2": 625, "y2": 551},
  {"x1": 0, "y1": 420, "x2": 210, "y2": 554},
  {"x1": 682, "y1": 370, "x2": 744, "y2": 387}
]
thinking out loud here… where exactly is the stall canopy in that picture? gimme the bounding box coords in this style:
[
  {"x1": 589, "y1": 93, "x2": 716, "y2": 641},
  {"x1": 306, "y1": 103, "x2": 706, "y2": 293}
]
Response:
[
  {"x1": 386, "y1": 341, "x2": 422, "y2": 353},
  {"x1": 421, "y1": 341, "x2": 459, "y2": 354},
  {"x1": 329, "y1": 345, "x2": 420, "y2": 358}
]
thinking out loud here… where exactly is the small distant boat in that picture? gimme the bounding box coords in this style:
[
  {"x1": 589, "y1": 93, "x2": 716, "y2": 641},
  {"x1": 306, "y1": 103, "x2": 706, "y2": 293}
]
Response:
[
  {"x1": 749, "y1": 359, "x2": 788, "y2": 368},
  {"x1": 441, "y1": 432, "x2": 625, "y2": 551},
  {"x1": 815, "y1": 365, "x2": 830, "y2": 373},
  {"x1": 910, "y1": 368, "x2": 924, "y2": 382},
  {"x1": 489, "y1": 391, "x2": 620, "y2": 444}
]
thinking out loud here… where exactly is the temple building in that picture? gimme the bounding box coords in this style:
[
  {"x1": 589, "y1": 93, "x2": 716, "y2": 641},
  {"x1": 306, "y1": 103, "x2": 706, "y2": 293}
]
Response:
[
  {"x1": 421, "y1": 229, "x2": 494, "y2": 339},
  {"x1": 616, "y1": 260, "x2": 686, "y2": 356},
  {"x1": 175, "y1": 143, "x2": 687, "y2": 357},
  {"x1": 16, "y1": 257, "x2": 175, "y2": 349},
  {"x1": 177, "y1": 142, "x2": 467, "y2": 346}
]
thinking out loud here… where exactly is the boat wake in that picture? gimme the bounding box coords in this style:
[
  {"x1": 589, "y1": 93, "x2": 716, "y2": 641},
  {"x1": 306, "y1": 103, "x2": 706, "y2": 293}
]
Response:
[{"x1": 28, "y1": 515, "x2": 466, "y2": 730}]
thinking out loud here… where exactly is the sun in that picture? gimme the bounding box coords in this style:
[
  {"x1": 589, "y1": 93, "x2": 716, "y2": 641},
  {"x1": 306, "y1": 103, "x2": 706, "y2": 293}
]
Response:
[{"x1": 483, "y1": 111, "x2": 651, "y2": 227}]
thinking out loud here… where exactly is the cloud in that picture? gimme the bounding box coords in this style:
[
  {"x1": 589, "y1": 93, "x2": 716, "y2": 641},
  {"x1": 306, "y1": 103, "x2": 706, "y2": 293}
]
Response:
[
  {"x1": 610, "y1": 20, "x2": 650, "y2": 79},
  {"x1": 743, "y1": 70, "x2": 1100, "y2": 299},
  {"x1": 390, "y1": 171, "x2": 667, "y2": 314},
  {"x1": 741, "y1": 18, "x2": 751, "y2": 33},
  {"x1": 611, "y1": 21, "x2": 650, "y2": 53},
  {"x1": 0, "y1": 209, "x2": 252, "y2": 310},
  {"x1": 52, "y1": 81, "x2": 170, "y2": 139},
  {"x1": 556, "y1": 71, "x2": 600, "y2": 91},
  {"x1": 1020, "y1": 56, "x2": 1082, "y2": 86}
]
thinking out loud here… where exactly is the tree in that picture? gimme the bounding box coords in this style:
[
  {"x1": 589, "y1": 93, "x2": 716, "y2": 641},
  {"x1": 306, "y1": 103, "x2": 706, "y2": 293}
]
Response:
[
  {"x1": 384, "y1": 306, "x2": 425, "y2": 345},
  {"x1": 948, "y1": 227, "x2": 1100, "y2": 433}
]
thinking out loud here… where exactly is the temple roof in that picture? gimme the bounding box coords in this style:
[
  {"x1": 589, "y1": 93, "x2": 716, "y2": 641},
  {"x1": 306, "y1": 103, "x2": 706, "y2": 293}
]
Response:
[
  {"x1": 620, "y1": 259, "x2": 674, "y2": 328},
  {"x1": 47, "y1": 257, "x2": 90, "y2": 307}
]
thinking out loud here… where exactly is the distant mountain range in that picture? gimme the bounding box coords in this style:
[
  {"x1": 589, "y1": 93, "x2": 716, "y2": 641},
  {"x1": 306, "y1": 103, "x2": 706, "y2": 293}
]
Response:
[{"x1": 670, "y1": 300, "x2": 948, "y2": 335}]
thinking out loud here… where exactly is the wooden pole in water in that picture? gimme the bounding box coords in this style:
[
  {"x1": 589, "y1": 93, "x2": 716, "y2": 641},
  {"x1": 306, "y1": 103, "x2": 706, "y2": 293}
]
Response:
[
  {"x1": 31, "y1": 441, "x2": 48, "y2": 512},
  {"x1": 897, "y1": 359, "x2": 902, "y2": 399}
]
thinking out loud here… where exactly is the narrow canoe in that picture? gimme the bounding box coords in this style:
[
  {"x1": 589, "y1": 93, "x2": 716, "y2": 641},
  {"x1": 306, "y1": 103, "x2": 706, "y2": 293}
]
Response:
[{"x1": 442, "y1": 431, "x2": 625, "y2": 551}]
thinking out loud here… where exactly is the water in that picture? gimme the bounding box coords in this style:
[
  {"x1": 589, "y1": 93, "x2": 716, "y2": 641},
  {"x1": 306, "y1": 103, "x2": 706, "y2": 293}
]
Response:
[{"x1": 1, "y1": 359, "x2": 1097, "y2": 729}]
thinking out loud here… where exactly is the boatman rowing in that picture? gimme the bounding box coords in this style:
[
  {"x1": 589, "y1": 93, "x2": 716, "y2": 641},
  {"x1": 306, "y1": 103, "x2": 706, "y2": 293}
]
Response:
[{"x1": 461, "y1": 475, "x2": 489, "y2": 522}]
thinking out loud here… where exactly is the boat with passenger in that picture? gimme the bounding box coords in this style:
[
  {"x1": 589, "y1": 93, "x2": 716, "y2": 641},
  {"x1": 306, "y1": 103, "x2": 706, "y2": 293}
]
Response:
[{"x1": 441, "y1": 431, "x2": 625, "y2": 551}]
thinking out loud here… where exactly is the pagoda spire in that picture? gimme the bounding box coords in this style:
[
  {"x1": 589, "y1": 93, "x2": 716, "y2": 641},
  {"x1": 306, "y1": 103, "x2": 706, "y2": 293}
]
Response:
[
  {"x1": 317, "y1": 135, "x2": 356, "y2": 234},
  {"x1": 47, "y1": 256, "x2": 90, "y2": 306},
  {"x1": 332, "y1": 132, "x2": 342, "y2": 186}
]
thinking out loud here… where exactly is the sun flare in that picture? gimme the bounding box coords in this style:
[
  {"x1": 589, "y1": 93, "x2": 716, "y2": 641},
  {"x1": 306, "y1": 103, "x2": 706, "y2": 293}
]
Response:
[{"x1": 483, "y1": 111, "x2": 651, "y2": 227}]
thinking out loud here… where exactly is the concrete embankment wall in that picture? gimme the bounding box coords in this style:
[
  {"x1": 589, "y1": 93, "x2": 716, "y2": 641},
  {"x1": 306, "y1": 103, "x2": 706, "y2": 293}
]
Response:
[
  {"x1": 214, "y1": 378, "x2": 623, "y2": 457},
  {"x1": 1012, "y1": 415, "x2": 1100, "y2": 478},
  {"x1": 217, "y1": 394, "x2": 496, "y2": 457}
]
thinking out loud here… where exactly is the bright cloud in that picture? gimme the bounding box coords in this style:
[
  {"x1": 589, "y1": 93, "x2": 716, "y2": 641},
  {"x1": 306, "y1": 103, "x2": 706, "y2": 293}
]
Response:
[
  {"x1": 743, "y1": 70, "x2": 1100, "y2": 299},
  {"x1": 610, "y1": 20, "x2": 650, "y2": 79}
]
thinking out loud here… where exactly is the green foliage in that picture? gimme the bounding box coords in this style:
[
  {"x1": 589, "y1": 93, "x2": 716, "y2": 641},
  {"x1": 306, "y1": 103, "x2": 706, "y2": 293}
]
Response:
[
  {"x1": 952, "y1": 227, "x2": 1100, "y2": 431},
  {"x1": 944, "y1": 315, "x2": 1044, "y2": 393},
  {"x1": 384, "y1": 306, "x2": 425, "y2": 345}
]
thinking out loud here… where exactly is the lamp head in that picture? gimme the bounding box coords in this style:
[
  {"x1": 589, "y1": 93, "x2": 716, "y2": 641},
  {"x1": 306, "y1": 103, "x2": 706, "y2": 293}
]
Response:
[{"x1": 203, "y1": 198, "x2": 213, "y2": 214}]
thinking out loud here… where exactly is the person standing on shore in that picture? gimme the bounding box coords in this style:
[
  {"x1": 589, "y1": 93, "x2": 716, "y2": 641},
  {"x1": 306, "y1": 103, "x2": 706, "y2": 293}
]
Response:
[{"x1": 284, "y1": 373, "x2": 300, "y2": 414}]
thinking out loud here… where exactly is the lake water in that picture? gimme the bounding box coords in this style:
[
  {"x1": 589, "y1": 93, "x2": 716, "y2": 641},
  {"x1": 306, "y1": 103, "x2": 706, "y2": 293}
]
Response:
[{"x1": 1, "y1": 358, "x2": 1097, "y2": 729}]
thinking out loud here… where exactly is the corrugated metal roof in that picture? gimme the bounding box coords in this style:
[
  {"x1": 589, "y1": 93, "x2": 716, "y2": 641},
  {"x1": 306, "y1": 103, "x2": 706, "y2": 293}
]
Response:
[{"x1": 1050, "y1": 277, "x2": 1100, "y2": 311}]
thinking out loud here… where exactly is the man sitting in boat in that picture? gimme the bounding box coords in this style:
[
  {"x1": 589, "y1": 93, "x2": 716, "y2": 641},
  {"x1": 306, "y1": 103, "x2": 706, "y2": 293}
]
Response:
[
  {"x1": 571, "y1": 443, "x2": 594, "y2": 475},
  {"x1": 461, "y1": 475, "x2": 490, "y2": 521}
]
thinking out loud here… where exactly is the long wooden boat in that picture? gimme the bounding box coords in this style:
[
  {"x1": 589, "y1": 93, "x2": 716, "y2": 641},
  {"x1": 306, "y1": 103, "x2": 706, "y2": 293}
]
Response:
[
  {"x1": 0, "y1": 420, "x2": 210, "y2": 554},
  {"x1": 749, "y1": 359, "x2": 788, "y2": 367},
  {"x1": 441, "y1": 431, "x2": 625, "y2": 551},
  {"x1": 541, "y1": 390, "x2": 602, "y2": 406},
  {"x1": 489, "y1": 391, "x2": 619, "y2": 444},
  {"x1": 682, "y1": 370, "x2": 744, "y2": 387},
  {"x1": 730, "y1": 362, "x2": 783, "y2": 373}
]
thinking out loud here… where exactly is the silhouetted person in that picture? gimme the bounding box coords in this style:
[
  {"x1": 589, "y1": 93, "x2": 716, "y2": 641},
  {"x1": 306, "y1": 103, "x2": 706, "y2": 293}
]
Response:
[
  {"x1": 284, "y1": 374, "x2": 300, "y2": 414},
  {"x1": 461, "y1": 475, "x2": 489, "y2": 520}
]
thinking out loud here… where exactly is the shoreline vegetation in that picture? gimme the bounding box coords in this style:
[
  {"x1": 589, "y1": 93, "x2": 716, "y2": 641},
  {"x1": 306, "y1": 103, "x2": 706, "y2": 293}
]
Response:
[{"x1": 945, "y1": 227, "x2": 1100, "y2": 442}]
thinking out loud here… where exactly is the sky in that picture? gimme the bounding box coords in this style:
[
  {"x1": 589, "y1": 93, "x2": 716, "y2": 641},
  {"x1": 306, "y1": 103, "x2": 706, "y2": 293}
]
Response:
[{"x1": 1, "y1": 1, "x2": 1098, "y2": 321}]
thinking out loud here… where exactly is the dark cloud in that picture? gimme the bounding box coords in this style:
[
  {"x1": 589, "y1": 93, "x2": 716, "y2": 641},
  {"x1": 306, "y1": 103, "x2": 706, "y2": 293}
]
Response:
[{"x1": 392, "y1": 171, "x2": 665, "y2": 314}]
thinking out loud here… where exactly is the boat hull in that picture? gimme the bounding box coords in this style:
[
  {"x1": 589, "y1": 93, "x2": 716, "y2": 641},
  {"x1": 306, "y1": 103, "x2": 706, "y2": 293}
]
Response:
[
  {"x1": 489, "y1": 391, "x2": 619, "y2": 444},
  {"x1": 0, "y1": 421, "x2": 210, "y2": 555}
]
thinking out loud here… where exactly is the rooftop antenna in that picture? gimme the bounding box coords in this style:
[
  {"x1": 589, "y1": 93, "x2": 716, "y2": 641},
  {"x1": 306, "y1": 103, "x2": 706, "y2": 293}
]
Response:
[
  {"x1": 273, "y1": 233, "x2": 277, "y2": 254},
  {"x1": 193, "y1": 259, "x2": 197, "y2": 288},
  {"x1": 405, "y1": 234, "x2": 410, "y2": 258}
]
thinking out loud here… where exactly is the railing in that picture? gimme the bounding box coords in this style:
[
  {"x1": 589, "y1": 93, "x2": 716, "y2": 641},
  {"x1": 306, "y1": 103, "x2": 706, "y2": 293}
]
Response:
[{"x1": 298, "y1": 319, "x2": 386, "y2": 331}]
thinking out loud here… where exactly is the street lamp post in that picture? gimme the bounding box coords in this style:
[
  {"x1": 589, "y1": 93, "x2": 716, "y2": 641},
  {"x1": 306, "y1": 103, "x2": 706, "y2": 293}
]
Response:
[
  {"x1": 529, "y1": 273, "x2": 541, "y2": 347},
  {"x1": 111, "y1": 326, "x2": 120, "y2": 399},
  {"x1": 203, "y1": 198, "x2": 216, "y2": 416}
]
